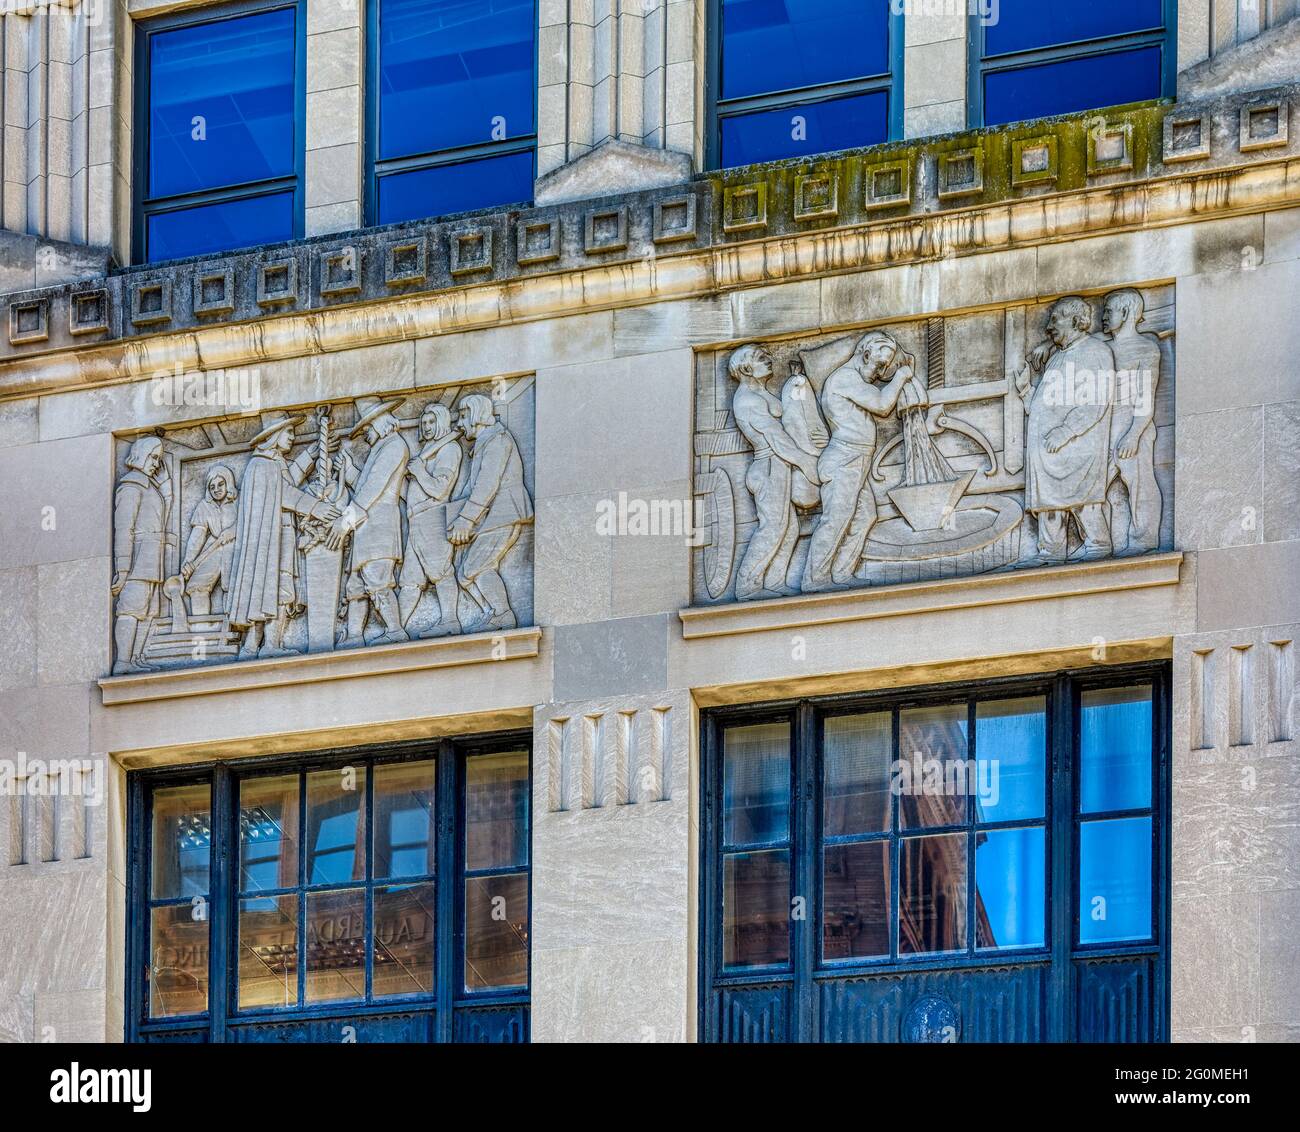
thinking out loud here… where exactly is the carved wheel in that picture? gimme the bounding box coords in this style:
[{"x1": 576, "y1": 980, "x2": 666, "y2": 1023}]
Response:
[{"x1": 697, "y1": 468, "x2": 736, "y2": 600}]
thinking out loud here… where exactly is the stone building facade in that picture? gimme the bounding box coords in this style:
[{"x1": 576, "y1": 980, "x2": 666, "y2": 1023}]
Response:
[{"x1": 0, "y1": 0, "x2": 1296, "y2": 1043}]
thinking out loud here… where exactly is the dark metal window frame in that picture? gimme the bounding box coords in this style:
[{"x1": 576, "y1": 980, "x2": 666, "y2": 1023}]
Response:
[
  {"x1": 705, "y1": 0, "x2": 905, "y2": 171},
  {"x1": 699, "y1": 663, "x2": 1171, "y2": 1042},
  {"x1": 364, "y1": 0, "x2": 540, "y2": 226},
  {"x1": 965, "y1": 1, "x2": 1177, "y2": 128},
  {"x1": 131, "y1": 0, "x2": 308, "y2": 265},
  {"x1": 126, "y1": 732, "x2": 532, "y2": 1043}
]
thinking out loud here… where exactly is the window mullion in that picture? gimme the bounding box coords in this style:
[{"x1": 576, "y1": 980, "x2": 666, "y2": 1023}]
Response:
[
  {"x1": 434, "y1": 741, "x2": 457, "y2": 1043},
  {"x1": 793, "y1": 701, "x2": 817, "y2": 1043},
  {"x1": 1047, "y1": 674, "x2": 1074, "y2": 1042},
  {"x1": 210, "y1": 764, "x2": 233, "y2": 1042}
]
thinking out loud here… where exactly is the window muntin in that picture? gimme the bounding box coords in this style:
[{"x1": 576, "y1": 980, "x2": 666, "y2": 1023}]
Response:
[
  {"x1": 134, "y1": 742, "x2": 530, "y2": 1040},
  {"x1": 146, "y1": 783, "x2": 212, "y2": 1019},
  {"x1": 971, "y1": 1, "x2": 1170, "y2": 128},
  {"x1": 463, "y1": 750, "x2": 530, "y2": 991},
  {"x1": 713, "y1": 0, "x2": 897, "y2": 168},
  {"x1": 135, "y1": 2, "x2": 303, "y2": 263},
  {"x1": 721, "y1": 721, "x2": 793, "y2": 969},
  {"x1": 708, "y1": 672, "x2": 1165, "y2": 992},
  {"x1": 1077, "y1": 684, "x2": 1155, "y2": 945},
  {"x1": 370, "y1": 0, "x2": 537, "y2": 225}
]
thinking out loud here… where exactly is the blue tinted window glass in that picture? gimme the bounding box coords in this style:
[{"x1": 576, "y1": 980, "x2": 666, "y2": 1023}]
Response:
[
  {"x1": 1079, "y1": 816, "x2": 1152, "y2": 943},
  {"x1": 723, "y1": 722, "x2": 791, "y2": 845},
  {"x1": 146, "y1": 191, "x2": 294, "y2": 262},
  {"x1": 975, "y1": 696, "x2": 1046, "y2": 823},
  {"x1": 378, "y1": 0, "x2": 535, "y2": 160},
  {"x1": 721, "y1": 0, "x2": 890, "y2": 101},
  {"x1": 720, "y1": 90, "x2": 887, "y2": 167},
  {"x1": 983, "y1": 46, "x2": 1162, "y2": 126},
  {"x1": 1080, "y1": 685, "x2": 1152, "y2": 813},
  {"x1": 975, "y1": 826, "x2": 1046, "y2": 950},
  {"x1": 985, "y1": 0, "x2": 1164, "y2": 57},
  {"x1": 376, "y1": 150, "x2": 533, "y2": 225},
  {"x1": 149, "y1": 8, "x2": 296, "y2": 199}
]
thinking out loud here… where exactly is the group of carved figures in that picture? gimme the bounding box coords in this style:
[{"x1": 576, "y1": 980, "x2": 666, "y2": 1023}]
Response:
[
  {"x1": 112, "y1": 393, "x2": 533, "y2": 674},
  {"x1": 727, "y1": 288, "x2": 1164, "y2": 600}
]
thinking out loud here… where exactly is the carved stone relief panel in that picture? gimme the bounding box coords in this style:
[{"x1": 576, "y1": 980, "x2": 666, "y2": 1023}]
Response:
[
  {"x1": 110, "y1": 378, "x2": 534, "y2": 673},
  {"x1": 692, "y1": 287, "x2": 1174, "y2": 603}
]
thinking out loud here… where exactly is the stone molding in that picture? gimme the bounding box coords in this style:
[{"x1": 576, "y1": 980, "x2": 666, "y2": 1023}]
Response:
[
  {"x1": 98, "y1": 624, "x2": 542, "y2": 706},
  {"x1": 678, "y1": 550, "x2": 1184, "y2": 640},
  {"x1": 2, "y1": 86, "x2": 1298, "y2": 401}
]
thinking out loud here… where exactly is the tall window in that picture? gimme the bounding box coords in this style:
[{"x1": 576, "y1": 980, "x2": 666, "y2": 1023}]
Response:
[
  {"x1": 134, "y1": 1, "x2": 304, "y2": 263},
  {"x1": 131, "y1": 740, "x2": 531, "y2": 1043},
  {"x1": 702, "y1": 669, "x2": 1169, "y2": 1042},
  {"x1": 712, "y1": 0, "x2": 899, "y2": 169},
  {"x1": 369, "y1": 0, "x2": 537, "y2": 226},
  {"x1": 970, "y1": 0, "x2": 1172, "y2": 128}
]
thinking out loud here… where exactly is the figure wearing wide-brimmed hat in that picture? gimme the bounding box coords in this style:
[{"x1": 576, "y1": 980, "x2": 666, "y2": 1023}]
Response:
[
  {"x1": 227, "y1": 411, "x2": 342, "y2": 658},
  {"x1": 324, "y1": 396, "x2": 411, "y2": 646},
  {"x1": 111, "y1": 435, "x2": 172, "y2": 674}
]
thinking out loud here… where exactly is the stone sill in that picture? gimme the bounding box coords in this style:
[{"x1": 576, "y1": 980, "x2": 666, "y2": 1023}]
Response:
[
  {"x1": 678, "y1": 552, "x2": 1184, "y2": 640},
  {"x1": 98, "y1": 626, "x2": 542, "y2": 706}
]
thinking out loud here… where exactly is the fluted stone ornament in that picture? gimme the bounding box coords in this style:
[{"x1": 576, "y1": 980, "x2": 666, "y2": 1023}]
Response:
[
  {"x1": 108, "y1": 380, "x2": 535, "y2": 674},
  {"x1": 693, "y1": 287, "x2": 1173, "y2": 603}
]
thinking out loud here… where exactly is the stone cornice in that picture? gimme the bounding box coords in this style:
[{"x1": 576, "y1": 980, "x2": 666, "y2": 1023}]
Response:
[
  {"x1": 2, "y1": 85, "x2": 1296, "y2": 402},
  {"x1": 678, "y1": 552, "x2": 1184, "y2": 640},
  {"x1": 98, "y1": 625, "x2": 543, "y2": 706}
]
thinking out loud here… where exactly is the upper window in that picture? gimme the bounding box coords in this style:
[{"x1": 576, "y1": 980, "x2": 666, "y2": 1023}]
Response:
[
  {"x1": 134, "y1": 1, "x2": 304, "y2": 263},
  {"x1": 712, "y1": 0, "x2": 899, "y2": 168},
  {"x1": 133, "y1": 740, "x2": 531, "y2": 1043},
  {"x1": 971, "y1": 0, "x2": 1171, "y2": 128},
  {"x1": 369, "y1": 0, "x2": 537, "y2": 226}
]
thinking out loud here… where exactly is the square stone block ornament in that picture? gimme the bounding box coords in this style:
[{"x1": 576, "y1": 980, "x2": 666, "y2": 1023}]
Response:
[
  {"x1": 691, "y1": 286, "x2": 1175, "y2": 603},
  {"x1": 108, "y1": 378, "x2": 535, "y2": 674}
]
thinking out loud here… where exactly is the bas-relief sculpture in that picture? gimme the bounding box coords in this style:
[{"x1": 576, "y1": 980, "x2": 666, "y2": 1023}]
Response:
[
  {"x1": 111, "y1": 380, "x2": 534, "y2": 674},
  {"x1": 693, "y1": 287, "x2": 1174, "y2": 603}
]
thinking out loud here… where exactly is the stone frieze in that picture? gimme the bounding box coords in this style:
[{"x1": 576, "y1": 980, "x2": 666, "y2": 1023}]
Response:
[
  {"x1": 110, "y1": 379, "x2": 534, "y2": 673},
  {"x1": 692, "y1": 287, "x2": 1175, "y2": 603}
]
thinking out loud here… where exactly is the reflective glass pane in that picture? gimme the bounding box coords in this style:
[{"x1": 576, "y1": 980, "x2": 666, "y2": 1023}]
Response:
[
  {"x1": 305, "y1": 767, "x2": 366, "y2": 885},
  {"x1": 721, "y1": 0, "x2": 890, "y2": 101},
  {"x1": 898, "y1": 704, "x2": 969, "y2": 829},
  {"x1": 373, "y1": 760, "x2": 435, "y2": 879},
  {"x1": 373, "y1": 883, "x2": 436, "y2": 997},
  {"x1": 1079, "y1": 816, "x2": 1152, "y2": 944},
  {"x1": 464, "y1": 872, "x2": 529, "y2": 990},
  {"x1": 722, "y1": 849, "x2": 790, "y2": 968},
  {"x1": 1080, "y1": 685, "x2": 1152, "y2": 813},
  {"x1": 378, "y1": 0, "x2": 535, "y2": 160},
  {"x1": 148, "y1": 8, "x2": 296, "y2": 198},
  {"x1": 975, "y1": 696, "x2": 1046, "y2": 823},
  {"x1": 146, "y1": 190, "x2": 295, "y2": 263},
  {"x1": 983, "y1": 46, "x2": 1163, "y2": 127},
  {"x1": 822, "y1": 840, "x2": 889, "y2": 961},
  {"x1": 823, "y1": 712, "x2": 891, "y2": 836},
  {"x1": 985, "y1": 0, "x2": 1164, "y2": 56},
  {"x1": 723, "y1": 721, "x2": 790, "y2": 845},
  {"x1": 720, "y1": 90, "x2": 888, "y2": 167},
  {"x1": 148, "y1": 904, "x2": 209, "y2": 1017},
  {"x1": 975, "y1": 826, "x2": 1046, "y2": 950},
  {"x1": 305, "y1": 887, "x2": 366, "y2": 1003},
  {"x1": 237, "y1": 893, "x2": 299, "y2": 1009},
  {"x1": 151, "y1": 783, "x2": 211, "y2": 899},
  {"x1": 239, "y1": 775, "x2": 299, "y2": 893},
  {"x1": 465, "y1": 751, "x2": 529, "y2": 871},
  {"x1": 376, "y1": 150, "x2": 534, "y2": 225},
  {"x1": 899, "y1": 832, "x2": 967, "y2": 954}
]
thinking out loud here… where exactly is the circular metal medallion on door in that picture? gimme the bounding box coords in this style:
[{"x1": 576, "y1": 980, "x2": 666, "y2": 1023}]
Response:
[{"x1": 903, "y1": 995, "x2": 960, "y2": 1043}]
